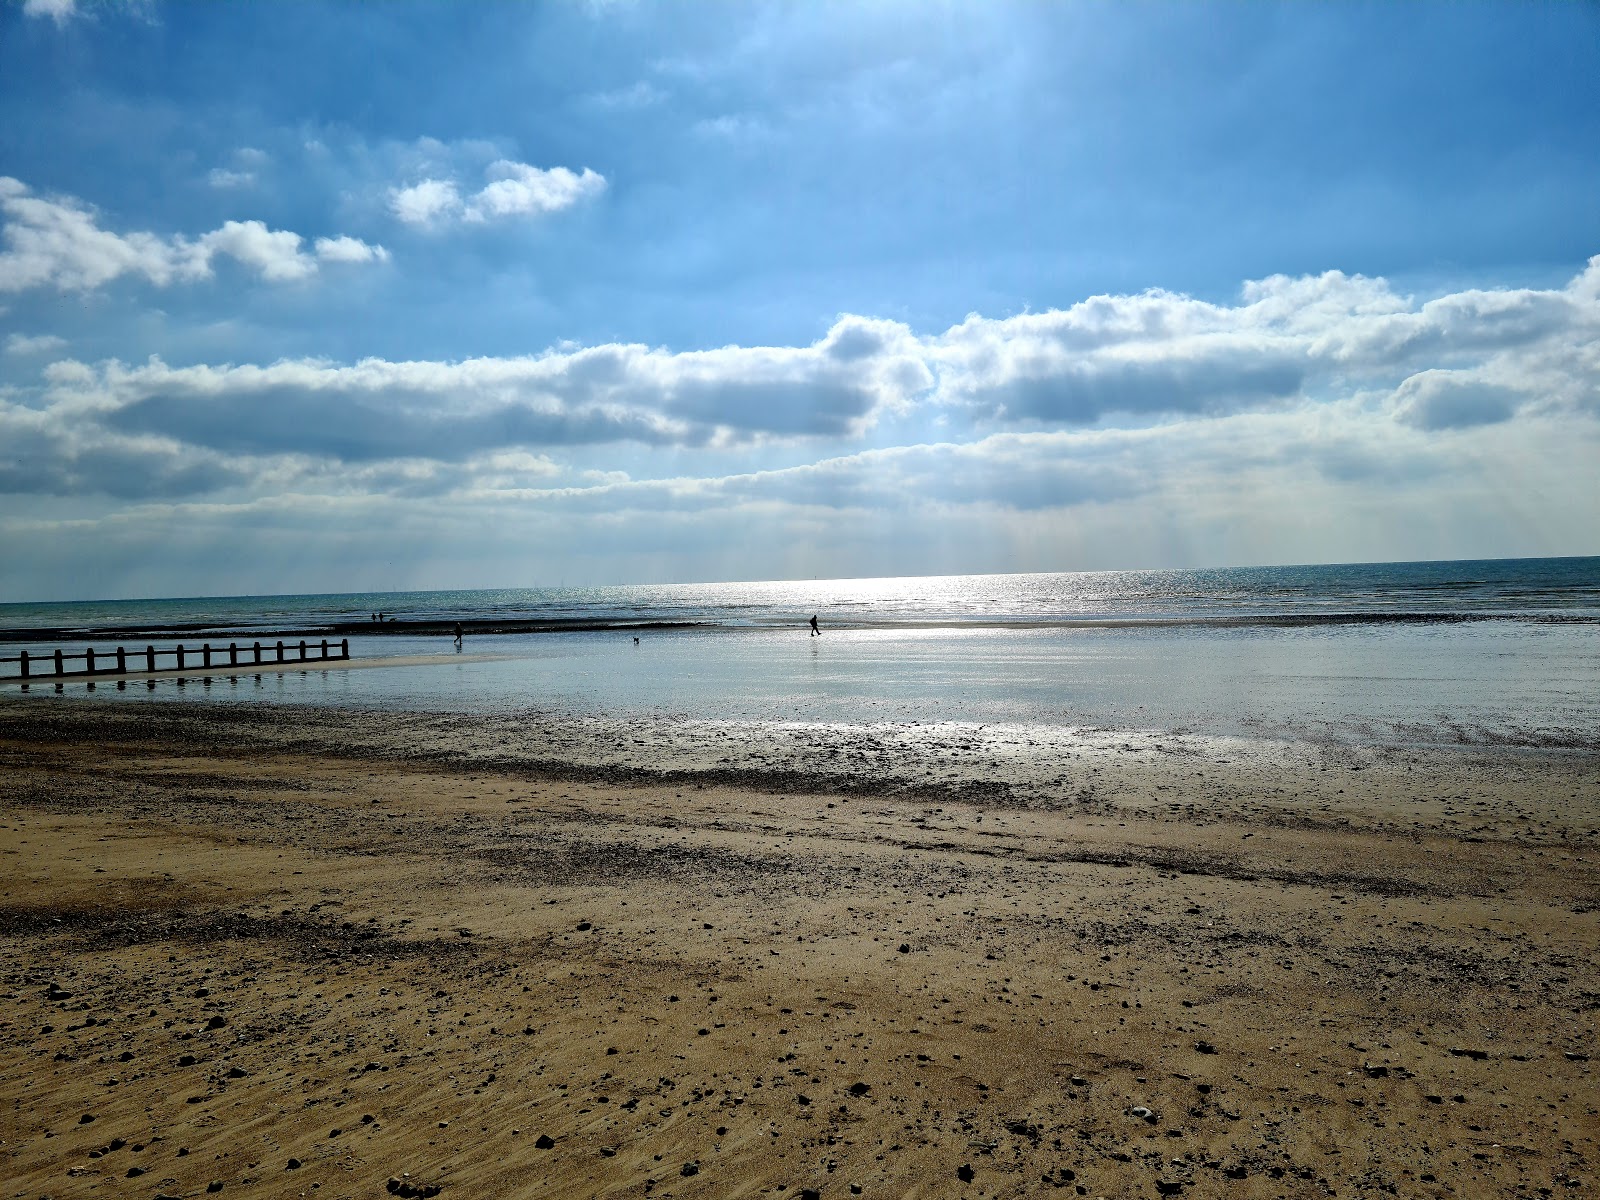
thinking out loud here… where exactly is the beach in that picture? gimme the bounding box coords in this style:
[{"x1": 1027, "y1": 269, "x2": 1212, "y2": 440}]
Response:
[{"x1": 3, "y1": 698, "x2": 1597, "y2": 1199}]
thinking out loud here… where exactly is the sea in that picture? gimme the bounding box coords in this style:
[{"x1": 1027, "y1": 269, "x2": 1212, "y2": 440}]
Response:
[{"x1": 2, "y1": 557, "x2": 1598, "y2": 752}]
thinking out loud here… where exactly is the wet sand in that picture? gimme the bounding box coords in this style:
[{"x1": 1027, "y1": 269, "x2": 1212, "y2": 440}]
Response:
[
  {"x1": 2, "y1": 700, "x2": 1597, "y2": 1199},
  {"x1": 0, "y1": 654, "x2": 508, "y2": 689}
]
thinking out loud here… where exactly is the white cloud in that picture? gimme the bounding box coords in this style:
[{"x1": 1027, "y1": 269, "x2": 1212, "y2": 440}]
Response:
[
  {"x1": 196, "y1": 220, "x2": 316, "y2": 282},
  {"x1": 313, "y1": 235, "x2": 389, "y2": 264},
  {"x1": 924, "y1": 257, "x2": 1600, "y2": 429},
  {"x1": 466, "y1": 162, "x2": 606, "y2": 222},
  {"x1": 22, "y1": 0, "x2": 76, "y2": 25},
  {"x1": 0, "y1": 177, "x2": 388, "y2": 293},
  {"x1": 0, "y1": 175, "x2": 208, "y2": 291},
  {"x1": 5, "y1": 332, "x2": 68, "y2": 356},
  {"x1": 389, "y1": 161, "x2": 606, "y2": 229},
  {"x1": 389, "y1": 178, "x2": 462, "y2": 226}
]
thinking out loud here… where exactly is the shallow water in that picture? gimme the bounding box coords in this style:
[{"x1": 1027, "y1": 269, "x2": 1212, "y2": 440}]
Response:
[{"x1": 8, "y1": 617, "x2": 1597, "y2": 751}]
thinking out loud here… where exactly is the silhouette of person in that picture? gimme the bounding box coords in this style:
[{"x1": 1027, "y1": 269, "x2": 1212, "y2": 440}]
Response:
[
  {"x1": 809, "y1": 614, "x2": 820, "y2": 637},
  {"x1": 453, "y1": 622, "x2": 463, "y2": 649}
]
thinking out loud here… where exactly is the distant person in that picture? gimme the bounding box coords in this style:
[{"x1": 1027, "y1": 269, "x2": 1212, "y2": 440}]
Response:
[
  {"x1": 633, "y1": 635, "x2": 640, "y2": 645},
  {"x1": 453, "y1": 622, "x2": 463, "y2": 649},
  {"x1": 809, "y1": 614, "x2": 820, "y2": 637}
]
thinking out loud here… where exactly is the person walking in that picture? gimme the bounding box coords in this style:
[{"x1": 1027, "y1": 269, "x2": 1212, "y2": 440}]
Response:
[{"x1": 809, "y1": 614, "x2": 820, "y2": 637}]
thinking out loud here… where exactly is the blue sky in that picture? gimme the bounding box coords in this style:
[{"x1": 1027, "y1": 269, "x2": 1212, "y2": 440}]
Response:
[{"x1": 2, "y1": 0, "x2": 1598, "y2": 601}]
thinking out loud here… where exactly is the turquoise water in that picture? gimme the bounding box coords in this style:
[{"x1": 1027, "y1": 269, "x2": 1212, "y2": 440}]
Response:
[{"x1": 2, "y1": 559, "x2": 1597, "y2": 750}]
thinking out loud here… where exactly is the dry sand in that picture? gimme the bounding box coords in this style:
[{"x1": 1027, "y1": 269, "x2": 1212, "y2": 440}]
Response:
[{"x1": 2, "y1": 700, "x2": 1597, "y2": 1199}]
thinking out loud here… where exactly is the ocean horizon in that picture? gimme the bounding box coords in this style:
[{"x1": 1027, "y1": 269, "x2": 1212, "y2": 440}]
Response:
[{"x1": 3, "y1": 554, "x2": 1598, "y2": 635}]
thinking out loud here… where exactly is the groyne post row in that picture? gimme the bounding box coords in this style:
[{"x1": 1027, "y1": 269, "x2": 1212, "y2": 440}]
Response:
[{"x1": 1, "y1": 638, "x2": 350, "y2": 681}]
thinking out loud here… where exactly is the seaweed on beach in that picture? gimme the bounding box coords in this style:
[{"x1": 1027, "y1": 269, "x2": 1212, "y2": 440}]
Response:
[{"x1": 0, "y1": 901, "x2": 482, "y2": 966}]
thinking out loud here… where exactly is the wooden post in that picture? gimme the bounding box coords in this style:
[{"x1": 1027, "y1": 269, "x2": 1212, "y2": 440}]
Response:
[
  {"x1": 298, "y1": 639, "x2": 307, "y2": 661},
  {"x1": 341, "y1": 638, "x2": 349, "y2": 659},
  {"x1": 54, "y1": 648, "x2": 64, "y2": 676},
  {"x1": 320, "y1": 638, "x2": 328, "y2": 660},
  {"x1": 276, "y1": 640, "x2": 285, "y2": 663},
  {"x1": 147, "y1": 645, "x2": 156, "y2": 672},
  {"x1": 202, "y1": 643, "x2": 212, "y2": 668},
  {"x1": 116, "y1": 647, "x2": 126, "y2": 673},
  {"x1": 86, "y1": 647, "x2": 95, "y2": 674},
  {"x1": 18, "y1": 650, "x2": 28, "y2": 679},
  {"x1": 253, "y1": 641, "x2": 262, "y2": 664},
  {"x1": 176, "y1": 644, "x2": 185, "y2": 671},
  {"x1": 229, "y1": 642, "x2": 238, "y2": 666}
]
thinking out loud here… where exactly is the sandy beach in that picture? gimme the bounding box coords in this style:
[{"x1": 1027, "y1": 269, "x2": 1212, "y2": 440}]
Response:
[{"x1": 2, "y1": 699, "x2": 1597, "y2": 1199}]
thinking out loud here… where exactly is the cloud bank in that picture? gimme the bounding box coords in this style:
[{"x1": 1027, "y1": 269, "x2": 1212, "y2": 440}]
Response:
[
  {"x1": 13, "y1": 255, "x2": 1593, "y2": 479},
  {"x1": 3, "y1": 256, "x2": 1596, "y2": 594}
]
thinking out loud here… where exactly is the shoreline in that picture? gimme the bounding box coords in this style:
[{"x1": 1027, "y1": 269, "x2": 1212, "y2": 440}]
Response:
[
  {"x1": 3, "y1": 702, "x2": 1597, "y2": 1198},
  {"x1": 1, "y1": 610, "x2": 1595, "y2": 644}
]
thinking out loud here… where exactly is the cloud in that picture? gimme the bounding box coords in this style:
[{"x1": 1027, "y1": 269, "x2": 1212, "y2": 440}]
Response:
[
  {"x1": 388, "y1": 160, "x2": 606, "y2": 228},
  {"x1": 22, "y1": 0, "x2": 76, "y2": 25},
  {"x1": 5, "y1": 332, "x2": 67, "y2": 356},
  {"x1": 195, "y1": 220, "x2": 317, "y2": 282},
  {"x1": 0, "y1": 396, "x2": 248, "y2": 500},
  {"x1": 468, "y1": 162, "x2": 607, "y2": 222},
  {"x1": 925, "y1": 259, "x2": 1600, "y2": 431},
  {"x1": 313, "y1": 235, "x2": 390, "y2": 265},
  {"x1": 67, "y1": 317, "x2": 926, "y2": 462},
  {"x1": 0, "y1": 176, "x2": 207, "y2": 291},
  {"x1": 7, "y1": 392, "x2": 1597, "y2": 599},
  {"x1": 389, "y1": 178, "x2": 461, "y2": 226},
  {"x1": 927, "y1": 290, "x2": 1313, "y2": 424},
  {"x1": 0, "y1": 177, "x2": 386, "y2": 293},
  {"x1": 1392, "y1": 370, "x2": 1521, "y2": 431},
  {"x1": 5, "y1": 257, "x2": 1599, "y2": 535}
]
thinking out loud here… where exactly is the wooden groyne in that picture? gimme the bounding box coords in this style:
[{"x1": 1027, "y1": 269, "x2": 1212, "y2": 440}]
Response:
[{"x1": 0, "y1": 637, "x2": 350, "y2": 682}]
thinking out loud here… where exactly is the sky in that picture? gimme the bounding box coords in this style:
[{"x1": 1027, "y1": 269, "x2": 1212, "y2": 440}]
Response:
[{"x1": 2, "y1": 0, "x2": 1598, "y2": 602}]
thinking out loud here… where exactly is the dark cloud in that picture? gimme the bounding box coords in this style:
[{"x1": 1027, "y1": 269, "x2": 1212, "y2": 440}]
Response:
[
  {"x1": 0, "y1": 424, "x2": 247, "y2": 499},
  {"x1": 1393, "y1": 371, "x2": 1521, "y2": 431},
  {"x1": 663, "y1": 378, "x2": 878, "y2": 435},
  {"x1": 106, "y1": 386, "x2": 686, "y2": 460},
  {"x1": 957, "y1": 356, "x2": 1306, "y2": 423}
]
